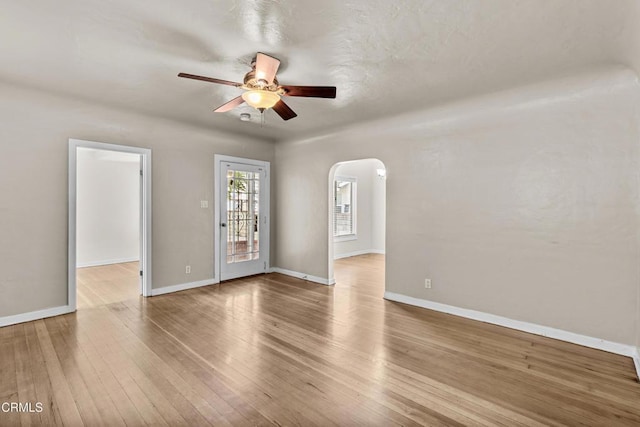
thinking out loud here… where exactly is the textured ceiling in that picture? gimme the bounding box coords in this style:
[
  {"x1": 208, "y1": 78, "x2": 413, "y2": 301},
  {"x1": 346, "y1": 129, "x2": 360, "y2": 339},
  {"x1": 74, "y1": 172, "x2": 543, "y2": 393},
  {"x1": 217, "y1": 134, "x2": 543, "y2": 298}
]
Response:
[{"x1": 1, "y1": 0, "x2": 638, "y2": 142}]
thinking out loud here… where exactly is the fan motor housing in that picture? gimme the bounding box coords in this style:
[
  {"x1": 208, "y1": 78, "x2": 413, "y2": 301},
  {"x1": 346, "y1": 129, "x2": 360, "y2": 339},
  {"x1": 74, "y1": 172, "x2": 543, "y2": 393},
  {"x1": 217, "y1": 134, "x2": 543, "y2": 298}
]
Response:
[{"x1": 243, "y1": 67, "x2": 280, "y2": 92}]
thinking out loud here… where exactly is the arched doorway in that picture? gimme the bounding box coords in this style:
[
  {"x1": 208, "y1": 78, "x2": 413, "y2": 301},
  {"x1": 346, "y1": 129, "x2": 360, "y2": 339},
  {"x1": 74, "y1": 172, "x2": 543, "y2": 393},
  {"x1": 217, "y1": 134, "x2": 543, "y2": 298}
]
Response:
[{"x1": 328, "y1": 159, "x2": 386, "y2": 289}]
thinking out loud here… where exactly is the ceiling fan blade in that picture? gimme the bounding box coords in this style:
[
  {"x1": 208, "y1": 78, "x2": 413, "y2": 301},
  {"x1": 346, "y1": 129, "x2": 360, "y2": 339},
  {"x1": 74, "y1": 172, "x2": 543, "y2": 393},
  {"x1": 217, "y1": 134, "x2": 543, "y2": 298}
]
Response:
[
  {"x1": 178, "y1": 72, "x2": 241, "y2": 87},
  {"x1": 281, "y1": 85, "x2": 336, "y2": 98},
  {"x1": 214, "y1": 96, "x2": 245, "y2": 112},
  {"x1": 272, "y1": 99, "x2": 297, "y2": 121},
  {"x1": 255, "y1": 52, "x2": 280, "y2": 84}
]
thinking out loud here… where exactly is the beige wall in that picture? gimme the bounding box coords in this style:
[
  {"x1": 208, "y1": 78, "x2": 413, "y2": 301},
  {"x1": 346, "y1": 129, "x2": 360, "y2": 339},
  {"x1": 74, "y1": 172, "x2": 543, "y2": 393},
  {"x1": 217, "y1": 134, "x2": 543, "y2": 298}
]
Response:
[
  {"x1": 0, "y1": 83, "x2": 274, "y2": 317},
  {"x1": 275, "y1": 66, "x2": 640, "y2": 345}
]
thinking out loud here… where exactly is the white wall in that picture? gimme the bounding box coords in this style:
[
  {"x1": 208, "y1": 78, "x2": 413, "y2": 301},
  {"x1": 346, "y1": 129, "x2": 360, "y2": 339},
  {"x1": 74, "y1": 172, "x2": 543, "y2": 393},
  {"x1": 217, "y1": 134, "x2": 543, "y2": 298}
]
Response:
[
  {"x1": 0, "y1": 83, "x2": 275, "y2": 317},
  {"x1": 76, "y1": 148, "x2": 140, "y2": 267},
  {"x1": 275, "y1": 66, "x2": 640, "y2": 346},
  {"x1": 333, "y1": 159, "x2": 385, "y2": 258},
  {"x1": 371, "y1": 166, "x2": 386, "y2": 253}
]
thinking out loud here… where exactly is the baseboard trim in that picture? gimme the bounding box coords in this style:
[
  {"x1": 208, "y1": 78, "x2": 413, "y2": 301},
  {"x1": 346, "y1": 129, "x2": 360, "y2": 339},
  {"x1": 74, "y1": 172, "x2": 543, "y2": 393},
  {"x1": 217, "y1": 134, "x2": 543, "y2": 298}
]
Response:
[
  {"x1": 383, "y1": 291, "x2": 636, "y2": 358},
  {"x1": 151, "y1": 279, "x2": 218, "y2": 296},
  {"x1": 334, "y1": 249, "x2": 385, "y2": 260},
  {"x1": 77, "y1": 257, "x2": 139, "y2": 268},
  {"x1": 0, "y1": 305, "x2": 74, "y2": 328},
  {"x1": 633, "y1": 348, "x2": 640, "y2": 381},
  {"x1": 271, "y1": 268, "x2": 335, "y2": 286}
]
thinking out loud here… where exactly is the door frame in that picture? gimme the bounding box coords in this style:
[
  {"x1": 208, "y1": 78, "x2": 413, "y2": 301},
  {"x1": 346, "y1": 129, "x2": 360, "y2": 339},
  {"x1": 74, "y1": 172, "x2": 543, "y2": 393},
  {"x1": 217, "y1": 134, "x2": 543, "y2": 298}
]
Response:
[
  {"x1": 214, "y1": 154, "x2": 270, "y2": 282},
  {"x1": 68, "y1": 139, "x2": 152, "y2": 309}
]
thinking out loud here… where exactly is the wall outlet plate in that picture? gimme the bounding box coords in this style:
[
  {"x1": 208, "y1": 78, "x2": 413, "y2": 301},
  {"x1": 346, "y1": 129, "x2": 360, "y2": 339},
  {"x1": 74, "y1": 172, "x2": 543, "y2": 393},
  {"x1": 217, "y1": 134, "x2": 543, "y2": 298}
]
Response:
[
  {"x1": 425, "y1": 278, "x2": 432, "y2": 289},
  {"x1": 186, "y1": 265, "x2": 191, "y2": 274}
]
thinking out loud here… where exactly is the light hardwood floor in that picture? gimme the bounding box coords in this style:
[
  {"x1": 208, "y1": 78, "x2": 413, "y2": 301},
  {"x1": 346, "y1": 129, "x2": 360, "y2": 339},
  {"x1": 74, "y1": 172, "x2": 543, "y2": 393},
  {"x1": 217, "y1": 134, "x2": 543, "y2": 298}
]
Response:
[
  {"x1": 1, "y1": 254, "x2": 639, "y2": 426},
  {"x1": 77, "y1": 262, "x2": 141, "y2": 308}
]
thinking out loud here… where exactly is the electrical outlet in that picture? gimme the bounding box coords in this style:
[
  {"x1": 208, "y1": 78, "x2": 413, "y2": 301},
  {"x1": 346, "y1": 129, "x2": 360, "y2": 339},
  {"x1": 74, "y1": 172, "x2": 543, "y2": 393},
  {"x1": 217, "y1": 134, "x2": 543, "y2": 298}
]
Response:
[
  {"x1": 424, "y1": 278, "x2": 432, "y2": 289},
  {"x1": 200, "y1": 200, "x2": 208, "y2": 208},
  {"x1": 186, "y1": 265, "x2": 191, "y2": 274}
]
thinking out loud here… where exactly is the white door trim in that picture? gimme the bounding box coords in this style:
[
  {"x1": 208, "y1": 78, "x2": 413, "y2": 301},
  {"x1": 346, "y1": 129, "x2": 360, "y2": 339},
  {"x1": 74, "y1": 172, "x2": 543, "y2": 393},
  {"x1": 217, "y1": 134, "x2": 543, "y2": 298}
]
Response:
[
  {"x1": 214, "y1": 154, "x2": 270, "y2": 282},
  {"x1": 68, "y1": 139, "x2": 152, "y2": 310}
]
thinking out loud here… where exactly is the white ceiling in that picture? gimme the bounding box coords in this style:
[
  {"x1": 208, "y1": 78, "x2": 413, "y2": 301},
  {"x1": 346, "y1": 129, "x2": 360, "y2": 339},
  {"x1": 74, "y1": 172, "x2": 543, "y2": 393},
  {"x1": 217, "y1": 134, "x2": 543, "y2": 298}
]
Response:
[{"x1": 1, "y1": 1, "x2": 638, "y2": 142}]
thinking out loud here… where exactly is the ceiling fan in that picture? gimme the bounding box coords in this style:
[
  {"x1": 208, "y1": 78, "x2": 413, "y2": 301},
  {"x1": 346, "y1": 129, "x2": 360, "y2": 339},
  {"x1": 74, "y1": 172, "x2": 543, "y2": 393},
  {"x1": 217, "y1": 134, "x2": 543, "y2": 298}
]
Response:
[{"x1": 178, "y1": 52, "x2": 336, "y2": 121}]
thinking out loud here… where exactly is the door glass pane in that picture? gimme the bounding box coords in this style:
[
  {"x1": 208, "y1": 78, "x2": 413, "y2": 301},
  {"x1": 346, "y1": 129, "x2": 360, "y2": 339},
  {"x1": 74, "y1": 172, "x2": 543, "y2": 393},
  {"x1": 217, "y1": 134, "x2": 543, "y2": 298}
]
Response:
[{"x1": 226, "y1": 169, "x2": 260, "y2": 264}]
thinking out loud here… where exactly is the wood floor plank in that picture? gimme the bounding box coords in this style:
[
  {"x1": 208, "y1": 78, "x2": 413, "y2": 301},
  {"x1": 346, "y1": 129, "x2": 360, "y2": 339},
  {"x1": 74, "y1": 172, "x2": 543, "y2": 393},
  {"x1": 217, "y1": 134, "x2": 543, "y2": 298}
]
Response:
[
  {"x1": 33, "y1": 320, "x2": 84, "y2": 426},
  {"x1": 44, "y1": 316, "x2": 107, "y2": 426},
  {"x1": 23, "y1": 322, "x2": 64, "y2": 426},
  {"x1": 0, "y1": 325, "x2": 22, "y2": 427},
  {"x1": 0, "y1": 325, "x2": 18, "y2": 398},
  {"x1": 52, "y1": 315, "x2": 128, "y2": 427},
  {"x1": 73, "y1": 311, "x2": 173, "y2": 427},
  {"x1": 71, "y1": 308, "x2": 148, "y2": 426},
  {"x1": 13, "y1": 324, "x2": 41, "y2": 427}
]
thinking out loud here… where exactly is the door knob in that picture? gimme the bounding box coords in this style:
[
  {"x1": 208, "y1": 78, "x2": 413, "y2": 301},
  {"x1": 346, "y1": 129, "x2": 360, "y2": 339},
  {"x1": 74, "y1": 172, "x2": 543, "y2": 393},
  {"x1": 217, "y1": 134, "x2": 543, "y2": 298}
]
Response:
[{"x1": 221, "y1": 223, "x2": 227, "y2": 227}]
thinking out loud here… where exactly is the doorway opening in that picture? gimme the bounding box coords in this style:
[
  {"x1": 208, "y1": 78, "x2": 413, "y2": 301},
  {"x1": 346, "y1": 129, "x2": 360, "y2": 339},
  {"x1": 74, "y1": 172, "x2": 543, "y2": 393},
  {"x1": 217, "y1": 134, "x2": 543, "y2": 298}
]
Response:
[
  {"x1": 214, "y1": 155, "x2": 270, "y2": 282},
  {"x1": 68, "y1": 139, "x2": 152, "y2": 310},
  {"x1": 328, "y1": 159, "x2": 386, "y2": 289}
]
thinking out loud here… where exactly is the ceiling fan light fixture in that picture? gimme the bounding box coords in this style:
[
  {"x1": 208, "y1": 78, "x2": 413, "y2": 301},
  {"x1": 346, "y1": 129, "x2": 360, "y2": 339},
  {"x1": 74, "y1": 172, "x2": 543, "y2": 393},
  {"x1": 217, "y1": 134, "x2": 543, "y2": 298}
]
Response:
[
  {"x1": 241, "y1": 89, "x2": 280, "y2": 110},
  {"x1": 178, "y1": 52, "x2": 336, "y2": 121}
]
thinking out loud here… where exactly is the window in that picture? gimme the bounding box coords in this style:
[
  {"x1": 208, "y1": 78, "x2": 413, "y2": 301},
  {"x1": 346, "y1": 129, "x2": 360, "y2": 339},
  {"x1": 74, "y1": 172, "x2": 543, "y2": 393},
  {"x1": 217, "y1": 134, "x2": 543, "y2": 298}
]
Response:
[{"x1": 334, "y1": 176, "x2": 356, "y2": 239}]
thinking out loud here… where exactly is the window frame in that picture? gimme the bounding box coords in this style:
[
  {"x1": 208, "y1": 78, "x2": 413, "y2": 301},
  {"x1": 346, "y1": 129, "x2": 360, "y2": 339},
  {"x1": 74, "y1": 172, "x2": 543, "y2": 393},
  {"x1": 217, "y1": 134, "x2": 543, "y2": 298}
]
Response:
[{"x1": 333, "y1": 176, "x2": 357, "y2": 241}]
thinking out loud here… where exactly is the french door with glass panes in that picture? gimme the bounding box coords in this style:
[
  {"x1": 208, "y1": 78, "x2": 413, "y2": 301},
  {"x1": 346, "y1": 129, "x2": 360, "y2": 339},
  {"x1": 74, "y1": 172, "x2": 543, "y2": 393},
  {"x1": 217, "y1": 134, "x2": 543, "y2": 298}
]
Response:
[{"x1": 219, "y1": 159, "x2": 269, "y2": 281}]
